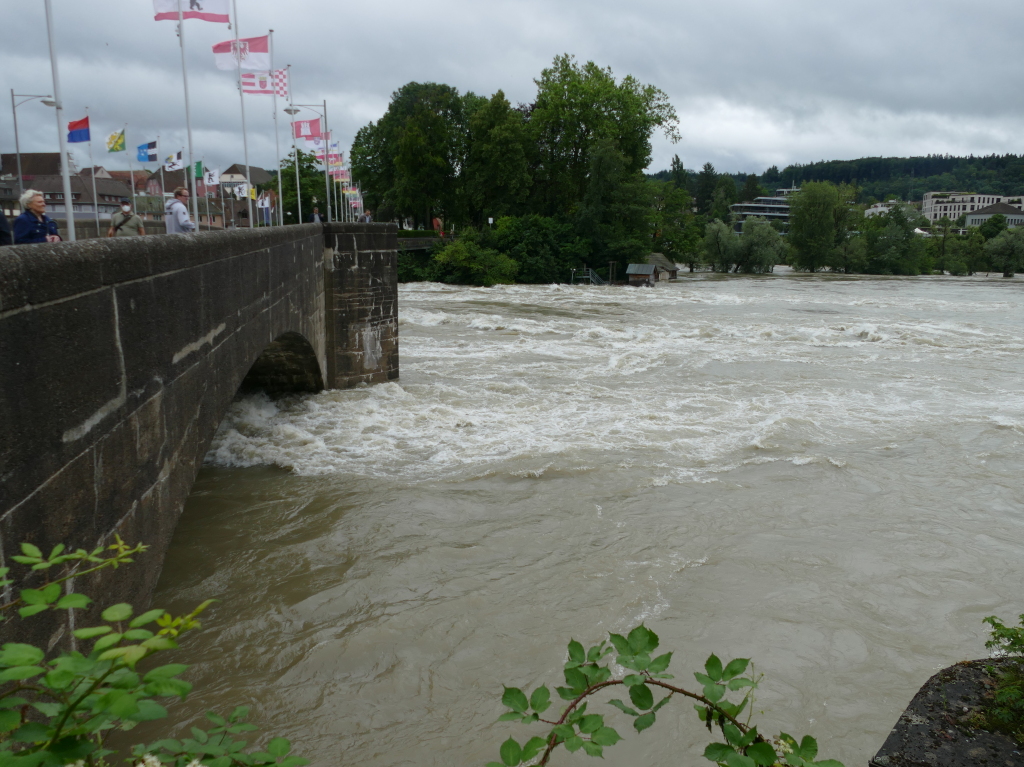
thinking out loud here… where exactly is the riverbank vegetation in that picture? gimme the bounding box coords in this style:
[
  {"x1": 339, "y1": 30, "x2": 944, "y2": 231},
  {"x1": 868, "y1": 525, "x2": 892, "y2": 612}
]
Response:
[{"x1": 982, "y1": 613, "x2": 1024, "y2": 744}]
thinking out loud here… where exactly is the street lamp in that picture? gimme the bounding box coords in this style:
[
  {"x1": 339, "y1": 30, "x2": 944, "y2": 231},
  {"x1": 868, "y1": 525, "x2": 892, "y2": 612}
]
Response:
[{"x1": 10, "y1": 91, "x2": 56, "y2": 199}]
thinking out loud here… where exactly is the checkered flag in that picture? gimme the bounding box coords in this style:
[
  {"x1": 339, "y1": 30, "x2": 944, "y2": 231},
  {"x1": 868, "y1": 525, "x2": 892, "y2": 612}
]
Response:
[{"x1": 273, "y1": 69, "x2": 288, "y2": 98}]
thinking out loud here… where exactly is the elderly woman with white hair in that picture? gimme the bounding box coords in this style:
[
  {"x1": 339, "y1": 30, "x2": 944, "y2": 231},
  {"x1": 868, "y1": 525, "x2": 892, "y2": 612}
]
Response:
[{"x1": 13, "y1": 189, "x2": 61, "y2": 245}]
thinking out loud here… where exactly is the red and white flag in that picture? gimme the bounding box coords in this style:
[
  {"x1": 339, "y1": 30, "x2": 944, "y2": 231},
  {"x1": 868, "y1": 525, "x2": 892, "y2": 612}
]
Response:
[
  {"x1": 241, "y1": 70, "x2": 288, "y2": 96},
  {"x1": 212, "y1": 35, "x2": 270, "y2": 71},
  {"x1": 292, "y1": 118, "x2": 321, "y2": 140},
  {"x1": 153, "y1": 0, "x2": 229, "y2": 23}
]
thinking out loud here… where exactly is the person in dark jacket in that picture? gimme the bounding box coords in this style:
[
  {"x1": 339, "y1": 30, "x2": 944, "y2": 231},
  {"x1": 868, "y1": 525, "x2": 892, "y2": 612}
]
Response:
[
  {"x1": 13, "y1": 189, "x2": 61, "y2": 244},
  {"x1": 0, "y1": 211, "x2": 11, "y2": 246},
  {"x1": 308, "y1": 206, "x2": 322, "y2": 223}
]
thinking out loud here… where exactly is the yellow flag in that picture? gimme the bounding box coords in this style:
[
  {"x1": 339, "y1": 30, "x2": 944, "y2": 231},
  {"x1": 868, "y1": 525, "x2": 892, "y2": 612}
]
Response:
[
  {"x1": 106, "y1": 129, "x2": 126, "y2": 153},
  {"x1": 250, "y1": 187, "x2": 256, "y2": 200}
]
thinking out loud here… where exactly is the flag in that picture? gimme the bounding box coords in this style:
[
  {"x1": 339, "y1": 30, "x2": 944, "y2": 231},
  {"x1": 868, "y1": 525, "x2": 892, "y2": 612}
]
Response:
[
  {"x1": 153, "y1": 0, "x2": 229, "y2": 23},
  {"x1": 67, "y1": 117, "x2": 90, "y2": 143},
  {"x1": 164, "y1": 151, "x2": 184, "y2": 171},
  {"x1": 232, "y1": 183, "x2": 248, "y2": 199},
  {"x1": 204, "y1": 168, "x2": 220, "y2": 186},
  {"x1": 249, "y1": 187, "x2": 256, "y2": 200},
  {"x1": 291, "y1": 119, "x2": 321, "y2": 140},
  {"x1": 194, "y1": 161, "x2": 203, "y2": 179},
  {"x1": 106, "y1": 129, "x2": 126, "y2": 153},
  {"x1": 212, "y1": 36, "x2": 270, "y2": 71},
  {"x1": 241, "y1": 70, "x2": 288, "y2": 96},
  {"x1": 137, "y1": 141, "x2": 158, "y2": 162}
]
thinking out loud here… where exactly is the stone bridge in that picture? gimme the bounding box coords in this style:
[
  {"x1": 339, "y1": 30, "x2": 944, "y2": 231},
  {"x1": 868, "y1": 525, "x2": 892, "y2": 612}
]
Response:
[{"x1": 0, "y1": 223, "x2": 398, "y2": 644}]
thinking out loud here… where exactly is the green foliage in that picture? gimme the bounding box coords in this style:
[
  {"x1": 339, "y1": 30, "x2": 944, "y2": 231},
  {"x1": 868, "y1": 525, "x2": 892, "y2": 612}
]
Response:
[
  {"x1": 735, "y1": 217, "x2": 784, "y2": 274},
  {"x1": 488, "y1": 625, "x2": 843, "y2": 766},
  {"x1": 0, "y1": 538, "x2": 307, "y2": 767},
  {"x1": 278, "y1": 149, "x2": 324, "y2": 224},
  {"x1": 702, "y1": 219, "x2": 737, "y2": 273},
  {"x1": 788, "y1": 182, "x2": 858, "y2": 272},
  {"x1": 433, "y1": 234, "x2": 518, "y2": 287},
  {"x1": 486, "y1": 215, "x2": 587, "y2": 284},
  {"x1": 979, "y1": 213, "x2": 1008, "y2": 241},
  {"x1": 983, "y1": 225, "x2": 1024, "y2": 277},
  {"x1": 982, "y1": 614, "x2": 1024, "y2": 744}
]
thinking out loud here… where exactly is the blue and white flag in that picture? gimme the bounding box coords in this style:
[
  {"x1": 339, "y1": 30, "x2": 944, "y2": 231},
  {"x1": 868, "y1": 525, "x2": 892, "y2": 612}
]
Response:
[{"x1": 137, "y1": 141, "x2": 158, "y2": 162}]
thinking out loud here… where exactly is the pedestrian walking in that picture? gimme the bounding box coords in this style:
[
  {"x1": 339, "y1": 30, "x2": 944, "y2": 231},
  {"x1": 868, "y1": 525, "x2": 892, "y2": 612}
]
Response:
[
  {"x1": 107, "y1": 198, "x2": 146, "y2": 237},
  {"x1": 0, "y1": 212, "x2": 11, "y2": 247},
  {"x1": 165, "y1": 187, "x2": 196, "y2": 235},
  {"x1": 13, "y1": 189, "x2": 62, "y2": 245}
]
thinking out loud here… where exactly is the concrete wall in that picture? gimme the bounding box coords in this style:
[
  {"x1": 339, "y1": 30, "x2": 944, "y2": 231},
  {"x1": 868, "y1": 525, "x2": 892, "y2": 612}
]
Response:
[{"x1": 0, "y1": 223, "x2": 397, "y2": 648}]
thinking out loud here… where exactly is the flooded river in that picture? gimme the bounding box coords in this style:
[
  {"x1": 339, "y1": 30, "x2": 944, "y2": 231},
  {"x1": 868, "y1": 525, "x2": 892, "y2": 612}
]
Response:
[{"x1": 151, "y1": 272, "x2": 1024, "y2": 766}]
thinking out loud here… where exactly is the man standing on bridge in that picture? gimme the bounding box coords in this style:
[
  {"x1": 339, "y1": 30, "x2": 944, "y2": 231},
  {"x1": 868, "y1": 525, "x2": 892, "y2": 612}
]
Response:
[
  {"x1": 107, "y1": 198, "x2": 146, "y2": 238},
  {"x1": 165, "y1": 187, "x2": 196, "y2": 235}
]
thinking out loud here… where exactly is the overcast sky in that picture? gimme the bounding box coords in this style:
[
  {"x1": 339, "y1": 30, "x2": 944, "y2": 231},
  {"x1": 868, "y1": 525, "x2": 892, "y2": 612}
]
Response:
[{"x1": 3, "y1": 0, "x2": 1023, "y2": 179}]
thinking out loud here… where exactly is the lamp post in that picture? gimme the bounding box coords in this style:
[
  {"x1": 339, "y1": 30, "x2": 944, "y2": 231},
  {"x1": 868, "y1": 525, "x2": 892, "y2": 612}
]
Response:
[
  {"x1": 9, "y1": 91, "x2": 56, "y2": 199},
  {"x1": 286, "y1": 102, "x2": 332, "y2": 222}
]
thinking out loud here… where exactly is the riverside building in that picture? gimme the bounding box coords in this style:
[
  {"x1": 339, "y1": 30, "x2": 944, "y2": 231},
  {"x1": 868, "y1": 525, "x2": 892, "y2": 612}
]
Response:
[
  {"x1": 922, "y1": 191, "x2": 1024, "y2": 222},
  {"x1": 729, "y1": 186, "x2": 800, "y2": 232}
]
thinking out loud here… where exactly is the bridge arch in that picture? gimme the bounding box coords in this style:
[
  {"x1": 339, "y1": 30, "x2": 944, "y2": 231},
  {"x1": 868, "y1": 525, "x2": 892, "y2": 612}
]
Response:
[{"x1": 238, "y1": 331, "x2": 325, "y2": 396}]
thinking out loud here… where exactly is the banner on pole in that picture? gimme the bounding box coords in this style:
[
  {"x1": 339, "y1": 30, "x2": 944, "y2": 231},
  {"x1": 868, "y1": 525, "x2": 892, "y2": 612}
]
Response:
[
  {"x1": 212, "y1": 36, "x2": 271, "y2": 71},
  {"x1": 67, "y1": 117, "x2": 90, "y2": 144},
  {"x1": 241, "y1": 70, "x2": 288, "y2": 96},
  {"x1": 194, "y1": 161, "x2": 204, "y2": 179},
  {"x1": 137, "y1": 141, "x2": 158, "y2": 162},
  {"x1": 106, "y1": 130, "x2": 126, "y2": 153},
  {"x1": 204, "y1": 168, "x2": 221, "y2": 186},
  {"x1": 164, "y1": 151, "x2": 184, "y2": 171},
  {"x1": 153, "y1": 0, "x2": 229, "y2": 23},
  {"x1": 291, "y1": 118, "x2": 321, "y2": 139}
]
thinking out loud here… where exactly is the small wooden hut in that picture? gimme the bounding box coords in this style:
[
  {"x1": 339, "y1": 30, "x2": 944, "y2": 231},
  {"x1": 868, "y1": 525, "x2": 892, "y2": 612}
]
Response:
[
  {"x1": 626, "y1": 263, "x2": 658, "y2": 286},
  {"x1": 647, "y1": 253, "x2": 679, "y2": 280}
]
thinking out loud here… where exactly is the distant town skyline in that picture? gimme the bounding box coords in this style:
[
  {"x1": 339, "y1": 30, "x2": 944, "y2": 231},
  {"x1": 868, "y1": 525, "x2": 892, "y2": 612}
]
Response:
[{"x1": 3, "y1": 0, "x2": 1024, "y2": 177}]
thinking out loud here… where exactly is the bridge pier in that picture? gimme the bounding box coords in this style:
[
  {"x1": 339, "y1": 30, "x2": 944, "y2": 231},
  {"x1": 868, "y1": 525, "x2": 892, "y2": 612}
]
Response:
[{"x1": 0, "y1": 223, "x2": 398, "y2": 646}]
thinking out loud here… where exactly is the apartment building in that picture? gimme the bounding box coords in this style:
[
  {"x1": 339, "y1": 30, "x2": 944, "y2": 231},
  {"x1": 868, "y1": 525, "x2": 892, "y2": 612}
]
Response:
[
  {"x1": 729, "y1": 186, "x2": 800, "y2": 232},
  {"x1": 922, "y1": 191, "x2": 1024, "y2": 222}
]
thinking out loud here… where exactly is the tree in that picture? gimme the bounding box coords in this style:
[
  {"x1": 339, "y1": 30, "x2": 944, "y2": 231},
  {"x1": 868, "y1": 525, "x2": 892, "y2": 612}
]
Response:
[
  {"x1": 788, "y1": 181, "x2": 857, "y2": 271},
  {"x1": 734, "y1": 217, "x2": 783, "y2": 273},
  {"x1": 650, "y1": 180, "x2": 699, "y2": 264},
  {"x1": 465, "y1": 90, "x2": 532, "y2": 225},
  {"x1": 529, "y1": 54, "x2": 679, "y2": 216},
  {"x1": 669, "y1": 154, "x2": 688, "y2": 189},
  {"x1": 702, "y1": 219, "x2": 737, "y2": 272},
  {"x1": 433, "y1": 232, "x2": 519, "y2": 286},
  {"x1": 761, "y1": 165, "x2": 781, "y2": 187},
  {"x1": 709, "y1": 176, "x2": 738, "y2": 222},
  {"x1": 738, "y1": 174, "x2": 764, "y2": 202},
  {"x1": 488, "y1": 215, "x2": 587, "y2": 283},
  {"x1": 279, "y1": 149, "x2": 326, "y2": 224},
  {"x1": 695, "y1": 162, "x2": 717, "y2": 215},
  {"x1": 979, "y1": 213, "x2": 1008, "y2": 241},
  {"x1": 984, "y1": 225, "x2": 1024, "y2": 277}
]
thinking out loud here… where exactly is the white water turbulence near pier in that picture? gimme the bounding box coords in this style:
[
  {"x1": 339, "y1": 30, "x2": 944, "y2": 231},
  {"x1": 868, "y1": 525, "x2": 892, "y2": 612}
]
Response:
[{"x1": 154, "y1": 274, "x2": 1023, "y2": 767}]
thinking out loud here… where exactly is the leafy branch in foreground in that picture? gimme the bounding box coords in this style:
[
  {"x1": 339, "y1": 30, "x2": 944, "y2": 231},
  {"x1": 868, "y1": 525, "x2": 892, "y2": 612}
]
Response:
[
  {"x1": 983, "y1": 613, "x2": 1024, "y2": 744},
  {"x1": 488, "y1": 625, "x2": 842, "y2": 767},
  {"x1": 0, "y1": 539, "x2": 308, "y2": 767}
]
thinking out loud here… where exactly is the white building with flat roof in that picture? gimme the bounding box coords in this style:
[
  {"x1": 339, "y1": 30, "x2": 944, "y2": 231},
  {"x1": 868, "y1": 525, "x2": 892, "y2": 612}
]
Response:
[{"x1": 922, "y1": 191, "x2": 1024, "y2": 222}]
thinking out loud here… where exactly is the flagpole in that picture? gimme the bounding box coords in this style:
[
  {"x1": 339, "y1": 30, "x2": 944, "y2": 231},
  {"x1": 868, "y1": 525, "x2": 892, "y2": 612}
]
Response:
[
  {"x1": 323, "y1": 99, "x2": 332, "y2": 223},
  {"x1": 43, "y1": 0, "x2": 75, "y2": 241},
  {"x1": 288, "y1": 65, "x2": 302, "y2": 224},
  {"x1": 230, "y1": 0, "x2": 254, "y2": 228},
  {"x1": 176, "y1": 3, "x2": 199, "y2": 226},
  {"x1": 84, "y1": 106, "x2": 100, "y2": 235},
  {"x1": 269, "y1": 30, "x2": 284, "y2": 227},
  {"x1": 125, "y1": 123, "x2": 137, "y2": 212}
]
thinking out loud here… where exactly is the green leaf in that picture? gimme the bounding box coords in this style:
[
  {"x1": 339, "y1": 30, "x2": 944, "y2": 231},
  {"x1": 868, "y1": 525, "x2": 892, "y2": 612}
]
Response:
[
  {"x1": 18, "y1": 605, "x2": 48, "y2": 619},
  {"x1": 799, "y1": 736, "x2": 818, "y2": 760},
  {"x1": 590, "y1": 726, "x2": 622, "y2": 746},
  {"x1": 268, "y1": 737, "x2": 291, "y2": 757},
  {"x1": 40, "y1": 583, "x2": 61, "y2": 604},
  {"x1": 11, "y1": 721, "x2": 50, "y2": 743},
  {"x1": 564, "y1": 736, "x2": 583, "y2": 753},
  {"x1": 722, "y1": 658, "x2": 749, "y2": 681},
  {"x1": 144, "y1": 664, "x2": 190, "y2": 681},
  {"x1": 109, "y1": 693, "x2": 140, "y2": 718},
  {"x1": 581, "y1": 741, "x2": 603, "y2": 757},
  {"x1": 92, "y1": 632, "x2": 124, "y2": 651},
  {"x1": 634, "y1": 712, "x2": 656, "y2": 733},
  {"x1": 724, "y1": 751, "x2": 755, "y2": 767},
  {"x1": 722, "y1": 724, "x2": 745, "y2": 747},
  {"x1": 502, "y1": 686, "x2": 529, "y2": 714},
  {"x1": 607, "y1": 699, "x2": 640, "y2": 717},
  {"x1": 563, "y1": 667, "x2": 588, "y2": 691},
  {"x1": 618, "y1": 652, "x2": 651, "y2": 672},
  {"x1": 102, "y1": 603, "x2": 133, "y2": 622},
  {"x1": 0, "y1": 709, "x2": 21, "y2": 733},
  {"x1": 568, "y1": 639, "x2": 586, "y2": 664},
  {"x1": 20, "y1": 543, "x2": 42, "y2": 559},
  {"x1": 0, "y1": 697, "x2": 28, "y2": 709},
  {"x1": 607, "y1": 633, "x2": 630, "y2": 655},
  {"x1": 521, "y1": 736, "x2": 547, "y2": 762},
  {"x1": 55, "y1": 593, "x2": 91, "y2": 610},
  {"x1": 728, "y1": 678, "x2": 756, "y2": 691},
  {"x1": 0, "y1": 666, "x2": 44, "y2": 681},
  {"x1": 145, "y1": 678, "x2": 192, "y2": 698},
  {"x1": 704, "y1": 743, "x2": 735, "y2": 762},
  {"x1": 0, "y1": 644, "x2": 44, "y2": 667},
  {"x1": 746, "y1": 742, "x2": 778, "y2": 766},
  {"x1": 132, "y1": 699, "x2": 168, "y2": 721},
  {"x1": 556, "y1": 686, "x2": 578, "y2": 701},
  {"x1": 530, "y1": 685, "x2": 550, "y2": 713},
  {"x1": 810, "y1": 761, "x2": 845, "y2": 767},
  {"x1": 627, "y1": 625, "x2": 658, "y2": 654},
  {"x1": 48, "y1": 544, "x2": 65, "y2": 559},
  {"x1": 191, "y1": 726, "x2": 209, "y2": 744},
  {"x1": 695, "y1": 672, "x2": 715, "y2": 686},
  {"x1": 652, "y1": 694, "x2": 672, "y2": 713},
  {"x1": 622, "y1": 674, "x2": 646, "y2": 687},
  {"x1": 499, "y1": 737, "x2": 522, "y2": 766},
  {"x1": 705, "y1": 654, "x2": 723, "y2": 682},
  {"x1": 130, "y1": 609, "x2": 168, "y2": 628},
  {"x1": 578, "y1": 714, "x2": 603, "y2": 734},
  {"x1": 73, "y1": 626, "x2": 112, "y2": 640},
  {"x1": 497, "y1": 712, "x2": 523, "y2": 722},
  {"x1": 647, "y1": 652, "x2": 672, "y2": 674},
  {"x1": 552, "y1": 725, "x2": 575, "y2": 740},
  {"x1": 704, "y1": 683, "x2": 725, "y2": 704},
  {"x1": 628, "y1": 684, "x2": 653, "y2": 711},
  {"x1": 123, "y1": 629, "x2": 155, "y2": 641}
]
